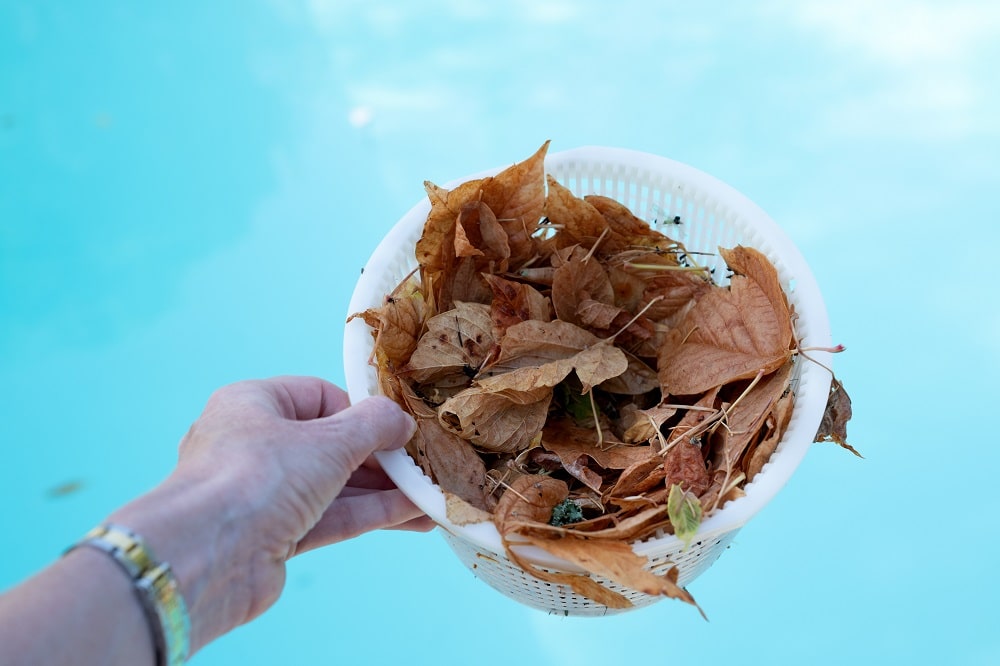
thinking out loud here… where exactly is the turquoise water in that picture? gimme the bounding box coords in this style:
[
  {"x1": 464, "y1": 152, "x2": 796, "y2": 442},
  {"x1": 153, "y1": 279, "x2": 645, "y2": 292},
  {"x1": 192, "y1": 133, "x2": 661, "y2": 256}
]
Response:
[{"x1": 3, "y1": 2, "x2": 999, "y2": 664}]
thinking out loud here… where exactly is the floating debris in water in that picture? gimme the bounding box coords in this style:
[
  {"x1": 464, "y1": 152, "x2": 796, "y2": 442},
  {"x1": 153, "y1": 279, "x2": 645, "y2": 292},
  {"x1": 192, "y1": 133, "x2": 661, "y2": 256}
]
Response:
[{"x1": 46, "y1": 480, "x2": 85, "y2": 498}]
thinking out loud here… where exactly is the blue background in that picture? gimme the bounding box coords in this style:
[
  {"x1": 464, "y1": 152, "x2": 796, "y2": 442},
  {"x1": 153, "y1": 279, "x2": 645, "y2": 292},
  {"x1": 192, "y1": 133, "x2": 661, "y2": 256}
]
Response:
[{"x1": 2, "y1": 2, "x2": 998, "y2": 664}]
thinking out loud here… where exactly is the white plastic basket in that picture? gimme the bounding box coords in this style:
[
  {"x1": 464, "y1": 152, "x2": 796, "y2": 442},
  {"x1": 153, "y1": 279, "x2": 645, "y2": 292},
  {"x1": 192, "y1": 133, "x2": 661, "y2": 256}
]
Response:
[{"x1": 344, "y1": 146, "x2": 833, "y2": 616}]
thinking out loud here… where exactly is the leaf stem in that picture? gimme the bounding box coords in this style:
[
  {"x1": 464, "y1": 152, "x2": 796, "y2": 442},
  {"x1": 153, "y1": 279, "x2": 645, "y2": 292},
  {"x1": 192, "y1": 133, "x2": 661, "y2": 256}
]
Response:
[
  {"x1": 799, "y1": 344, "x2": 846, "y2": 353},
  {"x1": 624, "y1": 263, "x2": 711, "y2": 273},
  {"x1": 606, "y1": 296, "x2": 664, "y2": 343},
  {"x1": 724, "y1": 369, "x2": 766, "y2": 416},
  {"x1": 588, "y1": 389, "x2": 605, "y2": 450},
  {"x1": 582, "y1": 227, "x2": 610, "y2": 264}
]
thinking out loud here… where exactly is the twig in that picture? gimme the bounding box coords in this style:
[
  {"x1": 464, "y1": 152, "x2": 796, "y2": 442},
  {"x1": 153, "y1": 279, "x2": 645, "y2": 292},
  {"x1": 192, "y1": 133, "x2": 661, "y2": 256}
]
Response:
[
  {"x1": 659, "y1": 409, "x2": 725, "y2": 455},
  {"x1": 606, "y1": 296, "x2": 664, "y2": 343},
  {"x1": 588, "y1": 389, "x2": 605, "y2": 450},
  {"x1": 624, "y1": 263, "x2": 712, "y2": 273},
  {"x1": 582, "y1": 227, "x2": 610, "y2": 264}
]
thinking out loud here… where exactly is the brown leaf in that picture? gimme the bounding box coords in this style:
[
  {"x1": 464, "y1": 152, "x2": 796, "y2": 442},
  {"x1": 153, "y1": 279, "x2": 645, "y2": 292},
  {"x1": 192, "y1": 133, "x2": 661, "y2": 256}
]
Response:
[
  {"x1": 438, "y1": 385, "x2": 552, "y2": 453},
  {"x1": 608, "y1": 264, "x2": 651, "y2": 313},
  {"x1": 491, "y1": 319, "x2": 604, "y2": 370},
  {"x1": 493, "y1": 474, "x2": 569, "y2": 532},
  {"x1": 572, "y1": 344, "x2": 631, "y2": 393},
  {"x1": 598, "y1": 353, "x2": 659, "y2": 396},
  {"x1": 453, "y1": 213, "x2": 485, "y2": 258},
  {"x1": 480, "y1": 141, "x2": 549, "y2": 265},
  {"x1": 407, "y1": 302, "x2": 494, "y2": 386},
  {"x1": 577, "y1": 298, "x2": 622, "y2": 330},
  {"x1": 532, "y1": 433, "x2": 616, "y2": 494},
  {"x1": 519, "y1": 533, "x2": 701, "y2": 612},
  {"x1": 711, "y1": 362, "x2": 792, "y2": 472},
  {"x1": 745, "y1": 389, "x2": 795, "y2": 481},
  {"x1": 658, "y1": 245, "x2": 793, "y2": 396},
  {"x1": 483, "y1": 274, "x2": 551, "y2": 341},
  {"x1": 606, "y1": 457, "x2": 665, "y2": 500},
  {"x1": 444, "y1": 492, "x2": 494, "y2": 525},
  {"x1": 617, "y1": 402, "x2": 679, "y2": 443},
  {"x1": 640, "y1": 265, "x2": 713, "y2": 326},
  {"x1": 585, "y1": 194, "x2": 668, "y2": 251},
  {"x1": 418, "y1": 142, "x2": 548, "y2": 311},
  {"x1": 507, "y1": 547, "x2": 635, "y2": 609},
  {"x1": 381, "y1": 371, "x2": 437, "y2": 420},
  {"x1": 493, "y1": 475, "x2": 632, "y2": 609},
  {"x1": 348, "y1": 281, "x2": 425, "y2": 369},
  {"x1": 480, "y1": 320, "x2": 629, "y2": 394},
  {"x1": 443, "y1": 256, "x2": 493, "y2": 307},
  {"x1": 551, "y1": 248, "x2": 616, "y2": 328},
  {"x1": 723, "y1": 245, "x2": 795, "y2": 347},
  {"x1": 418, "y1": 418, "x2": 492, "y2": 511},
  {"x1": 663, "y1": 440, "x2": 710, "y2": 497},
  {"x1": 544, "y1": 176, "x2": 610, "y2": 248},
  {"x1": 543, "y1": 420, "x2": 657, "y2": 470},
  {"x1": 563, "y1": 455, "x2": 606, "y2": 493},
  {"x1": 814, "y1": 378, "x2": 858, "y2": 455},
  {"x1": 417, "y1": 179, "x2": 487, "y2": 313}
]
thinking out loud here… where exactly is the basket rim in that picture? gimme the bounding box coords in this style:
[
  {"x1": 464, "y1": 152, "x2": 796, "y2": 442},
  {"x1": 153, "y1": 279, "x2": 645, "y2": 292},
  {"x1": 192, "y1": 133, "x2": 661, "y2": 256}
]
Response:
[{"x1": 345, "y1": 145, "x2": 833, "y2": 570}]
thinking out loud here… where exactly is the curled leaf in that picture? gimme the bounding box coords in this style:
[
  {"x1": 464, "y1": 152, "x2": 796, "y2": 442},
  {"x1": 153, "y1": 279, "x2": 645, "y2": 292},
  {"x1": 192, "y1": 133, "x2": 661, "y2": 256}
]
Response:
[
  {"x1": 814, "y1": 377, "x2": 859, "y2": 456},
  {"x1": 438, "y1": 385, "x2": 552, "y2": 453}
]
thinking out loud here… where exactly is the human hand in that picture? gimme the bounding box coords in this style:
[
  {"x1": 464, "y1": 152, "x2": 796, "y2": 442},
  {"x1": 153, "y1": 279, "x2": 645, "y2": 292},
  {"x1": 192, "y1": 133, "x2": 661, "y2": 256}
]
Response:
[{"x1": 107, "y1": 376, "x2": 433, "y2": 653}]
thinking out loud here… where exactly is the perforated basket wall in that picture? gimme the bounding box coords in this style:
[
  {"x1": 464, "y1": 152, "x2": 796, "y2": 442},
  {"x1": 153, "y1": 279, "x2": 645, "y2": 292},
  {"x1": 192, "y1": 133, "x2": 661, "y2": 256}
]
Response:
[{"x1": 344, "y1": 146, "x2": 833, "y2": 616}]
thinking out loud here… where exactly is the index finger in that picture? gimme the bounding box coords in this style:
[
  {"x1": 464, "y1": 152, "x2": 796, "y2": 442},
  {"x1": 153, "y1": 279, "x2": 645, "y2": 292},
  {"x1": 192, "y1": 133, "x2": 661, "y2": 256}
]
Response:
[{"x1": 211, "y1": 376, "x2": 352, "y2": 421}]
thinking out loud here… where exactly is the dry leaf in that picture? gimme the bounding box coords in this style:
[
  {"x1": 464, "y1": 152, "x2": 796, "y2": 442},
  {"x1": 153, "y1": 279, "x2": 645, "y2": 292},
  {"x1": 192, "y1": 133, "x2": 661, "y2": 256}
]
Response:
[
  {"x1": 454, "y1": 201, "x2": 510, "y2": 266},
  {"x1": 606, "y1": 458, "x2": 665, "y2": 500},
  {"x1": 543, "y1": 421, "x2": 657, "y2": 471},
  {"x1": 664, "y1": 440, "x2": 711, "y2": 498},
  {"x1": 480, "y1": 141, "x2": 549, "y2": 265},
  {"x1": 445, "y1": 492, "x2": 494, "y2": 525},
  {"x1": 483, "y1": 274, "x2": 551, "y2": 340},
  {"x1": 586, "y1": 194, "x2": 667, "y2": 252},
  {"x1": 544, "y1": 176, "x2": 610, "y2": 248},
  {"x1": 419, "y1": 418, "x2": 492, "y2": 511},
  {"x1": 551, "y1": 248, "x2": 616, "y2": 329},
  {"x1": 709, "y1": 362, "x2": 793, "y2": 474},
  {"x1": 407, "y1": 302, "x2": 494, "y2": 387},
  {"x1": 815, "y1": 377, "x2": 859, "y2": 456},
  {"x1": 658, "y1": 245, "x2": 793, "y2": 396},
  {"x1": 438, "y1": 385, "x2": 552, "y2": 453},
  {"x1": 519, "y1": 533, "x2": 701, "y2": 613},
  {"x1": 746, "y1": 389, "x2": 795, "y2": 481},
  {"x1": 348, "y1": 281, "x2": 425, "y2": 370},
  {"x1": 617, "y1": 402, "x2": 678, "y2": 443}
]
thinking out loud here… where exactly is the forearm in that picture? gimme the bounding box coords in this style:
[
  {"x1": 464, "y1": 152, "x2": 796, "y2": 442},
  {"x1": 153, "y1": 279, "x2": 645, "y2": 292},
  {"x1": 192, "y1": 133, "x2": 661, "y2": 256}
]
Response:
[
  {"x1": 0, "y1": 547, "x2": 155, "y2": 666},
  {"x1": 0, "y1": 470, "x2": 250, "y2": 665}
]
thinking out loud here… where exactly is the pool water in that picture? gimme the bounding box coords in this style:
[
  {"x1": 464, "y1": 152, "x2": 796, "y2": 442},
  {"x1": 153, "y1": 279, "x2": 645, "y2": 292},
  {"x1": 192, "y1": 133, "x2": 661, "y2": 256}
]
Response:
[{"x1": 3, "y1": 2, "x2": 999, "y2": 664}]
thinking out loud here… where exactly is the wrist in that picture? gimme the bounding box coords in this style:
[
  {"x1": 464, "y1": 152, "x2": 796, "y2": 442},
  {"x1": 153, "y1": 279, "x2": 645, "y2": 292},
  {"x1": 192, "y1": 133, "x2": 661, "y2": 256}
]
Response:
[{"x1": 105, "y1": 469, "x2": 246, "y2": 655}]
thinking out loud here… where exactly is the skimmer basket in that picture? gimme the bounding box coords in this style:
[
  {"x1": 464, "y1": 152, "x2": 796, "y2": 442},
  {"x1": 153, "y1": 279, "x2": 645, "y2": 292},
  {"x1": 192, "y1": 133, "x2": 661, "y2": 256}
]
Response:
[{"x1": 344, "y1": 146, "x2": 833, "y2": 616}]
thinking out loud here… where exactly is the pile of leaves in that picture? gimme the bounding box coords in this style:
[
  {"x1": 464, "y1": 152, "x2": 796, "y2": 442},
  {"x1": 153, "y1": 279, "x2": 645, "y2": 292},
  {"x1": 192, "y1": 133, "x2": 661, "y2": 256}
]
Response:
[{"x1": 351, "y1": 141, "x2": 853, "y2": 612}]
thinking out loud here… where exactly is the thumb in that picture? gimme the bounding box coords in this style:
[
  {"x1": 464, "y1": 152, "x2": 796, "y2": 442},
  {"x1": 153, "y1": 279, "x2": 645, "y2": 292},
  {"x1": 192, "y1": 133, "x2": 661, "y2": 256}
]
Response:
[{"x1": 306, "y1": 396, "x2": 416, "y2": 475}]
